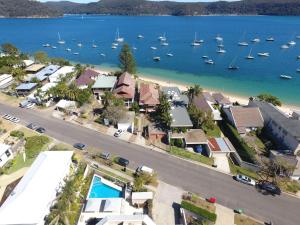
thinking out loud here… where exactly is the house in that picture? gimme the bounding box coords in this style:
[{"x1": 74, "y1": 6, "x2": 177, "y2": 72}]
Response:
[
  {"x1": 0, "y1": 74, "x2": 13, "y2": 89},
  {"x1": 55, "y1": 99, "x2": 77, "y2": 115},
  {"x1": 223, "y1": 106, "x2": 264, "y2": 135},
  {"x1": 0, "y1": 151, "x2": 73, "y2": 225},
  {"x1": 25, "y1": 63, "x2": 45, "y2": 73},
  {"x1": 23, "y1": 59, "x2": 34, "y2": 67},
  {"x1": 25, "y1": 65, "x2": 60, "y2": 83},
  {"x1": 131, "y1": 192, "x2": 153, "y2": 207},
  {"x1": 249, "y1": 99, "x2": 300, "y2": 155},
  {"x1": 212, "y1": 92, "x2": 232, "y2": 106},
  {"x1": 147, "y1": 124, "x2": 167, "y2": 142},
  {"x1": 113, "y1": 72, "x2": 136, "y2": 107},
  {"x1": 117, "y1": 111, "x2": 135, "y2": 133},
  {"x1": 92, "y1": 75, "x2": 117, "y2": 101},
  {"x1": 139, "y1": 83, "x2": 160, "y2": 112},
  {"x1": 15, "y1": 83, "x2": 37, "y2": 96},
  {"x1": 27, "y1": 82, "x2": 57, "y2": 106},
  {"x1": 193, "y1": 94, "x2": 222, "y2": 121},
  {"x1": 76, "y1": 68, "x2": 99, "y2": 89},
  {"x1": 48, "y1": 66, "x2": 75, "y2": 83},
  {"x1": 207, "y1": 137, "x2": 235, "y2": 157},
  {"x1": 170, "y1": 129, "x2": 208, "y2": 152},
  {"x1": 161, "y1": 87, "x2": 192, "y2": 130},
  {"x1": 0, "y1": 144, "x2": 13, "y2": 168}
]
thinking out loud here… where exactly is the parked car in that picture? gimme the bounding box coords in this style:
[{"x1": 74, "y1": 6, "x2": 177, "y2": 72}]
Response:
[
  {"x1": 73, "y1": 143, "x2": 86, "y2": 150},
  {"x1": 257, "y1": 182, "x2": 281, "y2": 195},
  {"x1": 136, "y1": 165, "x2": 154, "y2": 175},
  {"x1": 117, "y1": 157, "x2": 129, "y2": 167},
  {"x1": 27, "y1": 123, "x2": 39, "y2": 130},
  {"x1": 10, "y1": 117, "x2": 20, "y2": 123},
  {"x1": 36, "y1": 127, "x2": 46, "y2": 133},
  {"x1": 100, "y1": 152, "x2": 110, "y2": 160},
  {"x1": 114, "y1": 129, "x2": 124, "y2": 137},
  {"x1": 25, "y1": 102, "x2": 35, "y2": 109},
  {"x1": 235, "y1": 174, "x2": 256, "y2": 186},
  {"x1": 2, "y1": 114, "x2": 12, "y2": 120}
]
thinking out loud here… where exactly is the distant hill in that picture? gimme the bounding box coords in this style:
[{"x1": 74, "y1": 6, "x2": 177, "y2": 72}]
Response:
[
  {"x1": 44, "y1": 0, "x2": 300, "y2": 16},
  {"x1": 1, "y1": 0, "x2": 300, "y2": 18},
  {"x1": 0, "y1": 0, "x2": 61, "y2": 18}
]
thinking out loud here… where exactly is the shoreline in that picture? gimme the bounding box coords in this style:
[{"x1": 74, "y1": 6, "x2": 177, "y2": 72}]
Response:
[{"x1": 93, "y1": 66, "x2": 300, "y2": 114}]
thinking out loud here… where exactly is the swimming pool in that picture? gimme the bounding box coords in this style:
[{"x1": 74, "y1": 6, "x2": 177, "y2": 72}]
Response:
[{"x1": 88, "y1": 176, "x2": 122, "y2": 198}]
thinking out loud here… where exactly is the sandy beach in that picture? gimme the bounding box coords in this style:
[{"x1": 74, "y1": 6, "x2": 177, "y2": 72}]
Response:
[{"x1": 94, "y1": 67, "x2": 300, "y2": 115}]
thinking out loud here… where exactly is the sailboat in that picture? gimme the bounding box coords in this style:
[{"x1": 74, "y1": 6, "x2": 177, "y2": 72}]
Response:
[
  {"x1": 257, "y1": 52, "x2": 270, "y2": 57},
  {"x1": 66, "y1": 48, "x2": 71, "y2": 52},
  {"x1": 215, "y1": 34, "x2": 223, "y2": 42},
  {"x1": 115, "y1": 28, "x2": 124, "y2": 42},
  {"x1": 280, "y1": 75, "x2": 292, "y2": 79},
  {"x1": 281, "y1": 44, "x2": 289, "y2": 49},
  {"x1": 246, "y1": 48, "x2": 255, "y2": 59},
  {"x1": 216, "y1": 47, "x2": 226, "y2": 54},
  {"x1": 251, "y1": 38, "x2": 260, "y2": 43},
  {"x1": 57, "y1": 32, "x2": 65, "y2": 45},
  {"x1": 238, "y1": 31, "x2": 248, "y2": 46},
  {"x1": 166, "y1": 53, "x2": 173, "y2": 57},
  {"x1": 43, "y1": 43, "x2": 50, "y2": 47},
  {"x1": 266, "y1": 37, "x2": 275, "y2": 42},
  {"x1": 158, "y1": 33, "x2": 167, "y2": 42},
  {"x1": 191, "y1": 32, "x2": 201, "y2": 46},
  {"x1": 228, "y1": 57, "x2": 239, "y2": 70},
  {"x1": 92, "y1": 40, "x2": 97, "y2": 48},
  {"x1": 288, "y1": 41, "x2": 296, "y2": 46},
  {"x1": 153, "y1": 56, "x2": 161, "y2": 61},
  {"x1": 205, "y1": 59, "x2": 214, "y2": 65},
  {"x1": 150, "y1": 46, "x2": 157, "y2": 50},
  {"x1": 137, "y1": 34, "x2": 144, "y2": 39},
  {"x1": 100, "y1": 53, "x2": 106, "y2": 57}
]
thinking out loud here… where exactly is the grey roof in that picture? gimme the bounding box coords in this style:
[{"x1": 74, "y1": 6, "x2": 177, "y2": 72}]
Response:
[
  {"x1": 161, "y1": 86, "x2": 189, "y2": 105},
  {"x1": 170, "y1": 105, "x2": 193, "y2": 128},
  {"x1": 250, "y1": 100, "x2": 300, "y2": 142},
  {"x1": 92, "y1": 75, "x2": 117, "y2": 89},
  {"x1": 16, "y1": 83, "x2": 37, "y2": 90},
  {"x1": 27, "y1": 65, "x2": 60, "y2": 82}
]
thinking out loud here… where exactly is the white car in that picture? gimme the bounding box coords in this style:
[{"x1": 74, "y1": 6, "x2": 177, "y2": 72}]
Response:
[
  {"x1": 10, "y1": 117, "x2": 20, "y2": 123},
  {"x1": 25, "y1": 102, "x2": 35, "y2": 109},
  {"x1": 114, "y1": 129, "x2": 124, "y2": 137},
  {"x1": 235, "y1": 174, "x2": 256, "y2": 186},
  {"x1": 3, "y1": 114, "x2": 13, "y2": 120}
]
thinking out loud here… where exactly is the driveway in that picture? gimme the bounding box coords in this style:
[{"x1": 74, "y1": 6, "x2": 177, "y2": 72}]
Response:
[{"x1": 214, "y1": 154, "x2": 231, "y2": 174}]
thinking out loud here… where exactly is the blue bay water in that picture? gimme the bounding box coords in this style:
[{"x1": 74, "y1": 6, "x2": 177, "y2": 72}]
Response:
[{"x1": 0, "y1": 15, "x2": 300, "y2": 105}]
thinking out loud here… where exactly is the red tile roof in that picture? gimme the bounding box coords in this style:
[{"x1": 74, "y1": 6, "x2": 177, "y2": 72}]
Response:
[
  {"x1": 139, "y1": 83, "x2": 159, "y2": 106},
  {"x1": 113, "y1": 72, "x2": 135, "y2": 99},
  {"x1": 76, "y1": 68, "x2": 99, "y2": 86}
]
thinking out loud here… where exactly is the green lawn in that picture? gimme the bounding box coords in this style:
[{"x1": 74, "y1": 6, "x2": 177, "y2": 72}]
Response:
[
  {"x1": 4, "y1": 154, "x2": 35, "y2": 174},
  {"x1": 204, "y1": 125, "x2": 221, "y2": 138},
  {"x1": 169, "y1": 146, "x2": 214, "y2": 166}
]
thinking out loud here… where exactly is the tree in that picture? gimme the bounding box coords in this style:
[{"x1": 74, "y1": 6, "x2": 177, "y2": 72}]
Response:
[
  {"x1": 156, "y1": 93, "x2": 172, "y2": 129},
  {"x1": 188, "y1": 104, "x2": 204, "y2": 128},
  {"x1": 131, "y1": 102, "x2": 140, "y2": 113},
  {"x1": 119, "y1": 43, "x2": 136, "y2": 74},
  {"x1": 257, "y1": 93, "x2": 282, "y2": 106},
  {"x1": 1, "y1": 43, "x2": 19, "y2": 55},
  {"x1": 34, "y1": 51, "x2": 49, "y2": 64},
  {"x1": 102, "y1": 105, "x2": 126, "y2": 126},
  {"x1": 11, "y1": 68, "x2": 26, "y2": 82},
  {"x1": 185, "y1": 85, "x2": 203, "y2": 103}
]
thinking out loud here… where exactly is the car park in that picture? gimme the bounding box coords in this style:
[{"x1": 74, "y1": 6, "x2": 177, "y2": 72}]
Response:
[
  {"x1": 257, "y1": 182, "x2": 281, "y2": 195},
  {"x1": 100, "y1": 152, "x2": 110, "y2": 160},
  {"x1": 36, "y1": 127, "x2": 46, "y2": 133},
  {"x1": 114, "y1": 129, "x2": 124, "y2": 137},
  {"x1": 117, "y1": 157, "x2": 129, "y2": 167},
  {"x1": 136, "y1": 165, "x2": 154, "y2": 175},
  {"x1": 235, "y1": 174, "x2": 256, "y2": 186},
  {"x1": 73, "y1": 143, "x2": 86, "y2": 150}
]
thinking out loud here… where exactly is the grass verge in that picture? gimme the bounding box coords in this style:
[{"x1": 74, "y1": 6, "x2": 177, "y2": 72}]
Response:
[{"x1": 235, "y1": 214, "x2": 263, "y2": 225}]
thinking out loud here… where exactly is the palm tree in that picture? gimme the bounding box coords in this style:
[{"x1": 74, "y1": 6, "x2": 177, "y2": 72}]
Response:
[{"x1": 186, "y1": 84, "x2": 203, "y2": 103}]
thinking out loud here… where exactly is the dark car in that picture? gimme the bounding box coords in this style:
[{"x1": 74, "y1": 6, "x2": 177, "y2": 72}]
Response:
[
  {"x1": 73, "y1": 143, "x2": 86, "y2": 150},
  {"x1": 27, "y1": 123, "x2": 39, "y2": 130},
  {"x1": 117, "y1": 157, "x2": 129, "y2": 167},
  {"x1": 36, "y1": 127, "x2": 46, "y2": 133},
  {"x1": 257, "y1": 182, "x2": 281, "y2": 195}
]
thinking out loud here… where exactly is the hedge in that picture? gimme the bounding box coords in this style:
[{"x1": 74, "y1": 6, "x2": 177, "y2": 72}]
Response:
[
  {"x1": 219, "y1": 121, "x2": 256, "y2": 163},
  {"x1": 181, "y1": 200, "x2": 217, "y2": 222}
]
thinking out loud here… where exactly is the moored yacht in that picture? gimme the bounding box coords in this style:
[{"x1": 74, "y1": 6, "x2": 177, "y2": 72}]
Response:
[
  {"x1": 150, "y1": 46, "x2": 157, "y2": 50},
  {"x1": 281, "y1": 44, "x2": 289, "y2": 49},
  {"x1": 166, "y1": 53, "x2": 173, "y2": 57},
  {"x1": 43, "y1": 44, "x2": 51, "y2": 47},
  {"x1": 137, "y1": 34, "x2": 144, "y2": 39},
  {"x1": 251, "y1": 38, "x2": 260, "y2": 43},
  {"x1": 257, "y1": 52, "x2": 270, "y2": 57},
  {"x1": 205, "y1": 59, "x2": 214, "y2": 65},
  {"x1": 280, "y1": 75, "x2": 292, "y2": 79},
  {"x1": 153, "y1": 56, "x2": 161, "y2": 61},
  {"x1": 266, "y1": 37, "x2": 275, "y2": 42},
  {"x1": 238, "y1": 42, "x2": 249, "y2": 46},
  {"x1": 288, "y1": 41, "x2": 296, "y2": 46},
  {"x1": 57, "y1": 32, "x2": 65, "y2": 45}
]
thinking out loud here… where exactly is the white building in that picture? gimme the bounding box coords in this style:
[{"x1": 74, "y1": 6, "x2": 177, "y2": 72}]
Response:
[
  {"x1": 0, "y1": 144, "x2": 13, "y2": 168},
  {"x1": 0, "y1": 74, "x2": 13, "y2": 89},
  {"x1": 0, "y1": 151, "x2": 73, "y2": 225},
  {"x1": 27, "y1": 82, "x2": 57, "y2": 105},
  {"x1": 48, "y1": 66, "x2": 75, "y2": 83}
]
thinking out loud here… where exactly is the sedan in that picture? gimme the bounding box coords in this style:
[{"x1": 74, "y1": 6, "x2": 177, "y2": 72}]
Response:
[
  {"x1": 257, "y1": 182, "x2": 281, "y2": 195},
  {"x1": 73, "y1": 143, "x2": 86, "y2": 150},
  {"x1": 117, "y1": 157, "x2": 129, "y2": 167},
  {"x1": 10, "y1": 117, "x2": 20, "y2": 123},
  {"x1": 114, "y1": 129, "x2": 124, "y2": 137},
  {"x1": 27, "y1": 123, "x2": 39, "y2": 130},
  {"x1": 235, "y1": 174, "x2": 256, "y2": 186},
  {"x1": 3, "y1": 114, "x2": 13, "y2": 120},
  {"x1": 36, "y1": 127, "x2": 46, "y2": 133}
]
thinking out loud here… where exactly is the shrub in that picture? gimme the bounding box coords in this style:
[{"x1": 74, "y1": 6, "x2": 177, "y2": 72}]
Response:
[
  {"x1": 181, "y1": 200, "x2": 217, "y2": 222},
  {"x1": 133, "y1": 176, "x2": 145, "y2": 192},
  {"x1": 10, "y1": 130, "x2": 24, "y2": 139}
]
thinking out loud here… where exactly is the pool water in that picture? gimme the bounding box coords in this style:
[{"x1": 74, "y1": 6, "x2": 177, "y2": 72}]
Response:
[{"x1": 88, "y1": 176, "x2": 122, "y2": 198}]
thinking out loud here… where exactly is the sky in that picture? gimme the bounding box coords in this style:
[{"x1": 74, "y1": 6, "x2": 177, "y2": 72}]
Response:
[{"x1": 39, "y1": 0, "x2": 236, "y2": 3}]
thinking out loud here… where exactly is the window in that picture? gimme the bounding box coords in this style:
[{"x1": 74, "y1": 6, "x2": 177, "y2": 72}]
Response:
[{"x1": 5, "y1": 150, "x2": 11, "y2": 157}]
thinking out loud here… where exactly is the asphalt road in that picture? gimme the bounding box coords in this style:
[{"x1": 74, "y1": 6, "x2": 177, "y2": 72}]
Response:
[{"x1": 1, "y1": 103, "x2": 300, "y2": 225}]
